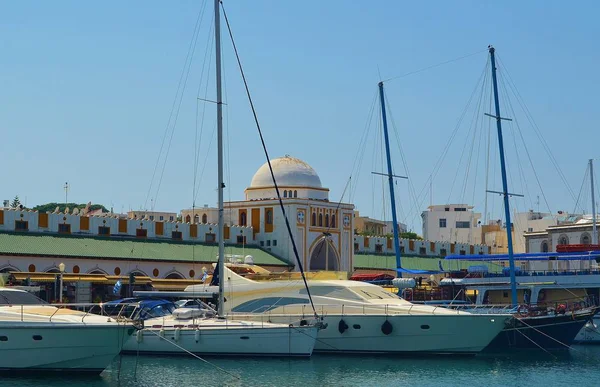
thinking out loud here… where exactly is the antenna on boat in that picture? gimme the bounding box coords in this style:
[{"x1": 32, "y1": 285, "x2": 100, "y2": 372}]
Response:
[
  {"x1": 590, "y1": 159, "x2": 598, "y2": 245},
  {"x1": 377, "y1": 82, "x2": 405, "y2": 276},
  {"x1": 214, "y1": 0, "x2": 226, "y2": 317},
  {"x1": 486, "y1": 46, "x2": 518, "y2": 307}
]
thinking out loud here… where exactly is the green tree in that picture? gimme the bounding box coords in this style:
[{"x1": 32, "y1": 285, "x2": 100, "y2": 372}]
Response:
[
  {"x1": 11, "y1": 196, "x2": 21, "y2": 208},
  {"x1": 32, "y1": 202, "x2": 109, "y2": 213}
]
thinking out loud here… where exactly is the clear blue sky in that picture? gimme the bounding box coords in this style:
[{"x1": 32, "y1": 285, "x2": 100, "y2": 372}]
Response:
[{"x1": 1, "y1": 1, "x2": 598, "y2": 232}]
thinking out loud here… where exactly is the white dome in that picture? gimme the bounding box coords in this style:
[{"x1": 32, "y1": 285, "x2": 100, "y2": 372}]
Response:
[{"x1": 250, "y1": 155, "x2": 322, "y2": 189}]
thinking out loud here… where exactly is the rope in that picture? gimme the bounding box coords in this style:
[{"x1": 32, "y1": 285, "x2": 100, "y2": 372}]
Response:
[
  {"x1": 145, "y1": 328, "x2": 241, "y2": 380},
  {"x1": 220, "y1": 1, "x2": 318, "y2": 318},
  {"x1": 512, "y1": 324, "x2": 556, "y2": 358},
  {"x1": 382, "y1": 48, "x2": 488, "y2": 83}
]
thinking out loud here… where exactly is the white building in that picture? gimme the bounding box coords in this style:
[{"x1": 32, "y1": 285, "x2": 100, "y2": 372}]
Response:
[
  {"x1": 200, "y1": 155, "x2": 356, "y2": 272},
  {"x1": 421, "y1": 204, "x2": 482, "y2": 245},
  {"x1": 525, "y1": 215, "x2": 599, "y2": 253},
  {"x1": 127, "y1": 210, "x2": 177, "y2": 222},
  {"x1": 511, "y1": 210, "x2": 556, "y2": 253}
]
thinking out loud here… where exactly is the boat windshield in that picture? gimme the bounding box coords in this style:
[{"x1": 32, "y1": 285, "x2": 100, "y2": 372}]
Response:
[
  {"x1": 352, "y1": 287, "x2": 401, "y2": 300},
  {"x1": 0, "y1": 290, "x2": 47, "y2": 305},
  {"x1": 300, "y1": 286, "x2": 363, "y2": 301}
]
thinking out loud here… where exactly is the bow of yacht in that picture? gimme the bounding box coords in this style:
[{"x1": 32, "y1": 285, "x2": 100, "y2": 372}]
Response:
[{"x1": 0, "y1": 288, "x2": 135, "y2": 373}]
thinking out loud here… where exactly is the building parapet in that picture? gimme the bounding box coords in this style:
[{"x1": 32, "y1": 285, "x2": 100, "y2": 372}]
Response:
[
  {"x1": 352, "y1": 234, "x2": 489, "y2": 257},
  {"x1": 0, "y1": 208, "x2": 255, "y2": 245}
]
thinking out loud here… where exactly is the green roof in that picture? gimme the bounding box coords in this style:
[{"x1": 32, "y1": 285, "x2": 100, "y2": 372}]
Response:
[
  {"x1": 0, "y1": 232, "x2": 290, "y2": 267},
  {"x1": 353, "y1": 253, "x2": 503, "y2": 273}
]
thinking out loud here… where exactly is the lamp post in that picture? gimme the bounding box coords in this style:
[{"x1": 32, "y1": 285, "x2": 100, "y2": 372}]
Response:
[{"x1": 58, "y1": 262, "x2": 65, "y2": 303}]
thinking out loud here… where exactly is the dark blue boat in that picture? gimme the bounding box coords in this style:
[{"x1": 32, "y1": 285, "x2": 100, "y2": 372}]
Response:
[
  {"x1": 102, "y1": 297, "x2": 176, "y2": 320},
  {"x1": 485, "y1": 309, "x2": 595, "y2": 351}
]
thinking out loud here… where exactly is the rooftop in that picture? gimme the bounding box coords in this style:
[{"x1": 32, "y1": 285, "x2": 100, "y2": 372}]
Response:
[{"x1": 0, "y1": 232, "x2": 290, "y2": 267}]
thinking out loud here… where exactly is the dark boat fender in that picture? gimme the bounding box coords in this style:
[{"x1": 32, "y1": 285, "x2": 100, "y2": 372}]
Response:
[
  {"x1": 381, "y1": 320, "x2": 393, "y2": 335},
  {"x1": 338, "y1": 319, "x2": 349, "y2": 334}
]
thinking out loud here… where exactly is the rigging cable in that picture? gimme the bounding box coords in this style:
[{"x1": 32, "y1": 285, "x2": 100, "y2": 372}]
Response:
[
  {"x1": 497, "y1": 55, "x2": 577, "y2": 206},
  {"x1": 145, "y1": 0, "x2": 209, "y2": 209},
  {"x1": 220, "y1": 1, "x2": 318, "y2": 317}
]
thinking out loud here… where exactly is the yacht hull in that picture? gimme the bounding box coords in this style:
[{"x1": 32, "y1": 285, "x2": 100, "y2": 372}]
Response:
[
  {"x1": 0, "y1": 324, "x2": 134, "y2": 373},
  {"x1": 574, "y1": 316, "x2": 600, "y2": 343},
  {"x1": 265, "y1": 313, "x2": 509, "y2": 354},
  {"x1": 122, "y1": 324, "x2": 318, "y2": 357},
  {"x1": 485, "y1": 312, "x2": 592, "y2": 351}
]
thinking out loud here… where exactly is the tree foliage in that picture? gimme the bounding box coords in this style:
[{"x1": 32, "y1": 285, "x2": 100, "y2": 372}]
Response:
[
  {"x1": 32, "y1": 202, "x2": 109, "y2": 213},
  {"x1": 11, "y1": 196, "x2": 21, "y2": 208}
]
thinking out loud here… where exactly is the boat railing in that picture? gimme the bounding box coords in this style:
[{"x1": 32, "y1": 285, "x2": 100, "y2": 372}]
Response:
[
  {"x1": 222, "y1": 302, "x2": 518, "y2": 318},
  {"x1": 3, "y1": 302, "x2": 139, "y2": 324},
  {"x1": 461, "y1": 268, "x2": 600, "y2": 279}
]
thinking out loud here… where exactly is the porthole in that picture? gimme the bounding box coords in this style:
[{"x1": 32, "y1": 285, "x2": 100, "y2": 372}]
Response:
[
  {"x1": 240, "y1": 336, "x2": 250, "y2": 340},
  {"x1": 0, "y1": 336, "x2": 7, "y2": 341},
  {"x1": 420, "y1": 325, "x2": 430, "y2": 330},
  {"x1": 353, "y1": 324, "x2": 361, "y2": 329},
  {"x1": 32, "y1": 335, "x2": 43, "y2": 341}
]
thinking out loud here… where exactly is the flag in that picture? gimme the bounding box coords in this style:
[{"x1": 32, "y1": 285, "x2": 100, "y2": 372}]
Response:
[{"x1": 113, "y1": 280, "x2": 122, "y2": 295}]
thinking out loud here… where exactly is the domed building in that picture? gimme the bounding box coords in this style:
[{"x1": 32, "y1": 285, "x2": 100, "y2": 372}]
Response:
[{"x1": 229, "y1": 155, "x2": 355, "y2": 272}]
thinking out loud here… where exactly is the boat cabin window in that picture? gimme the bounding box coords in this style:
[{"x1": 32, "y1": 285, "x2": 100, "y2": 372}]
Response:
[
  {"x1": 0, "y1": 290, "x2": 46, "y2": 305},
  {"x1": 300, "y1": 286, "x2": 363, "y2": 301},
  {"x1": 352, "y1": 287, "x2": 401, "y2": 300}
]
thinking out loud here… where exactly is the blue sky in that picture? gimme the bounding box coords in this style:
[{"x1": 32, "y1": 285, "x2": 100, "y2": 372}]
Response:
[{"x1": 1, "y1": 1, "x2": 598, "y2": 232}]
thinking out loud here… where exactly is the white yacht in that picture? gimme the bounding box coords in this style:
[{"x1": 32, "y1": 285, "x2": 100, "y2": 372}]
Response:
[
  {"x1": 184, "y1": 266, "x2": 511, "y2": 354},
  {"x1": 121, "y1": 0, "x2": 320, "y2": 357},
  {"x1": 0, "y1": 288, "x2": 134, "y2": 373},
  {"x1": 123, "y1": 307, "x2": 318, "y2": 357}
]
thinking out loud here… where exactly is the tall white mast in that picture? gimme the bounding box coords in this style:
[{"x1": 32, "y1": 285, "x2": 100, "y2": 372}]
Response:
[
  {"x1": 214, "y1": 0, "x2": 225, "y2": 317},
  {"x1": 590, "y1": 159, "x2": 597, "y2": 245}
]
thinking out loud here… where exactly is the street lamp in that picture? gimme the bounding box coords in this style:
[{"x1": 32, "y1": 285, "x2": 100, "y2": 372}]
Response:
[{"x1": 58, "y1": 262, "x2": 65, "y2": 303}]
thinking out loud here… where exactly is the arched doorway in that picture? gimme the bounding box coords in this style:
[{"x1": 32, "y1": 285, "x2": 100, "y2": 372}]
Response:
[
  {"x1": 164, "y1": 271, "x2": 185, "y2": 280},
  {"x1": 309, "y1": 238, "x2": 339, "y2": 271}
]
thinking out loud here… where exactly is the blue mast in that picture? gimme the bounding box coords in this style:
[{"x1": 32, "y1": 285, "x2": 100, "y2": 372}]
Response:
[
  {"x1": 488, "y1": 46, "x2": 518, "y2": 306},
  {"x1": 378, "y1": 82, "x2": 403, "y2": 275}
]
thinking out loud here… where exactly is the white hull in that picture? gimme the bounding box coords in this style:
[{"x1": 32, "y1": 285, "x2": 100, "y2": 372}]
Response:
[
  {"x1": 257, "y1": 313, "x2": 508, "y2": 354},
  {"x1": 123, "y1": 320, "x2": 318, "y2": 357},
  {"x1": 0, "y1": 324, "x2": 133, "y2": 372},
  {"x1": 574, "y1": 316, "x2": 600, "y2": 343}
]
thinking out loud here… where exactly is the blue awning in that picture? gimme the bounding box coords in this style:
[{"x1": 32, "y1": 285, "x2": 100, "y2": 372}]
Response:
[
  {"x1": 397, "y1": 268, "x2": 440, "y2": 275},
  {"x1": 444, "y1": 251, "x2": 600, "y2": 261}
]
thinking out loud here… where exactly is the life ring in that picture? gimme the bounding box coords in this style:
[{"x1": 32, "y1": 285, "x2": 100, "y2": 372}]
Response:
[
  {"x1": 538, "y1": 290, "x2": 546, "y2": 302},
  {"x1": 517, "y1": 305, "x2": 529, "y2": 317}
]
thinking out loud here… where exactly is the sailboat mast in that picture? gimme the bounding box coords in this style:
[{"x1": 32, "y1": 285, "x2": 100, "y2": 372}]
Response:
[
  {"x1": 590, "y1": 159, "x2": 597, "y2": 245},
  {"x1": 214, "y1": 0, "x2": 225, "y2": 317},
  {"x1": 489, "y1": 46, "x2": 518, "y2": 307},
  {"x1": 378, "y1": 82, "x2": 402, "y2": 274}
]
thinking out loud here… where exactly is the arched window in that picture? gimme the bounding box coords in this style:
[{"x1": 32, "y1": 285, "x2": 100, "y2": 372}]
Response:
[
  {"x1": 558, "y1": 234, "x2": 569, "y2": 246},
  {"x1": 202, "y1": 214, "x2": 208, "y2": 224},
  {"x1": 283, "y1": 190, "x2": 288, "y2": 198},
  {"x1": 185, "y1": 215, "x2": 191, "y2": 223},
  {"x1": 294, "y1": 190, "x2": 297, "y2": 198},
  {"x1": 331, "y1": 214, "x2": 336, "y2": 228},
  {"x1": 581, "y1": 233, "x2": 591, "y2": 245},
  {"x1": 266, "y1": 209, "x2": 273, "y2": 225},
  {"x1": 194, "y1": 214, "x2": 199, "y2": 224},
  {"x1": 325, "y1": 214, "x2": 329, "y2": 227},
  {"x1": 541, "y1": 240, "x2": 549, "y2": 253},
  {"x1": 311, "y1": 212, "x2": 316, "y2": 226},
  {"x1": 240, "y1": 212, "x2": 247, "y2": 226},
  {"x1": 318, "y1": 213, "x2": 323, "y2": 227}
]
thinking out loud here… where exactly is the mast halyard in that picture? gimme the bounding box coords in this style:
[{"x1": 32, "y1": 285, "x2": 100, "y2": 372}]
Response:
[
  {"x1": 591, "y1": 159, "x2": 598, "y2": 245},
  {"x1": 378, "y1": 82, "x2": 403, "y2": 277},
  {"x1": 214, "y1": 0, "x2": 225, "y2": 317},
  {"x1": 488, "y1": 46, "x2": 518, "y2": 307}
]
